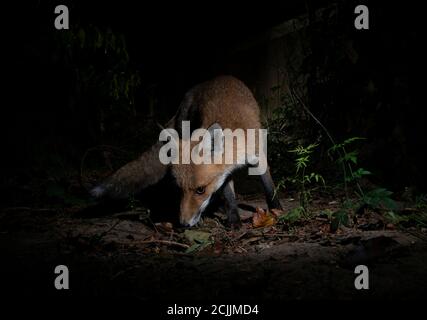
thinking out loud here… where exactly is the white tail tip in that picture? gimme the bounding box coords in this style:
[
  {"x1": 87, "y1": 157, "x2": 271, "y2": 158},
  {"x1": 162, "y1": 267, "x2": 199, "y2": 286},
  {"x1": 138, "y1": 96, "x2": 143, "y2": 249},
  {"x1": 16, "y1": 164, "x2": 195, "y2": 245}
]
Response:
[{"x1": 90, "y1": 185, "x2": 105, "y2": 198}]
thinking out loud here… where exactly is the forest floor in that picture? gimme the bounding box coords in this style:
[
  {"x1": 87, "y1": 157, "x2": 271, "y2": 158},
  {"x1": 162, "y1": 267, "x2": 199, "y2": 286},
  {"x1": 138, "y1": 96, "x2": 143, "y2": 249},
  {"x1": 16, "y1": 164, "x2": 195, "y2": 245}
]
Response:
[{"x1": 1, "y1": 193, "x2": 427, "y2": 300}]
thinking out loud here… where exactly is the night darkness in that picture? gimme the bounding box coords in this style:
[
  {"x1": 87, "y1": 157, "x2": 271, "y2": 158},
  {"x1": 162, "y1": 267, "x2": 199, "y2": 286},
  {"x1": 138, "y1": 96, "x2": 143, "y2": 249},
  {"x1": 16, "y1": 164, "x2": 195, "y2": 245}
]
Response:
[{"x1": 1, "y1": 0, "x2": 427, "y2": 312}]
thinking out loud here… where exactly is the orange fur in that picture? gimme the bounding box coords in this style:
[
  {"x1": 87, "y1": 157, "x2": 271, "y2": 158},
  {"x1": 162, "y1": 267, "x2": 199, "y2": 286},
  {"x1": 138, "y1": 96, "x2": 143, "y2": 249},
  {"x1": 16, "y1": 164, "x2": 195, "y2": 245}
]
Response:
[{"x1": 93, "y1": 76, "x2": 278, "y2": 227}]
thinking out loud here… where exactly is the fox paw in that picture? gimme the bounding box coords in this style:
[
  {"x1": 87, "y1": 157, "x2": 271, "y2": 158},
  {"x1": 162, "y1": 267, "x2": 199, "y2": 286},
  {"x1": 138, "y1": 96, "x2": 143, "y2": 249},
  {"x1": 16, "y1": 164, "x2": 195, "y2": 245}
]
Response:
[{"x1": 226, "y1": 213, "x2": 241, "y2": 229}]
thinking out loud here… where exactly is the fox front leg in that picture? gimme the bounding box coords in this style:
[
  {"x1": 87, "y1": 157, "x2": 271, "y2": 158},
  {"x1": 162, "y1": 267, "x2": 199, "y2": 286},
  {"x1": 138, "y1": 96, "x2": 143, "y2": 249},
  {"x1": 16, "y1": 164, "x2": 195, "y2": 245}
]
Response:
[
  {"x1": 223, "y1": 180, "x2": 241, "y2": 227},
  {"x1": 260, "y1": 168, "x2": 283, "y2": 211}
]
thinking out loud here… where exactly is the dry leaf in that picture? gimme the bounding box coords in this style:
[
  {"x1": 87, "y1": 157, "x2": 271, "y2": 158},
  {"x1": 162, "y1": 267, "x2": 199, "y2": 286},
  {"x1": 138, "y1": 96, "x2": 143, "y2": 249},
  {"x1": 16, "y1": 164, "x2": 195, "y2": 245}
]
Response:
[
  {"x1": 184, "y1": 230, "x2": 211, "y2": 244},
  {"x1": 253, "y1": 207, "x2": 276, "y2": 228},
  {"x1": 155, "y1": 222, "x2": 173, "y2": 233}
]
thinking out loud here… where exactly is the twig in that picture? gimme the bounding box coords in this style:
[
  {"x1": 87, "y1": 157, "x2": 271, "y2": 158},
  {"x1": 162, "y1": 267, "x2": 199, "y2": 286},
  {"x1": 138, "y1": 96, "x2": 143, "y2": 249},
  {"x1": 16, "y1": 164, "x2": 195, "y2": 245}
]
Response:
[
  {"x1": 404, "y1": 229, "x2": 427, "y2": 242},
  {"x1": 139, "y1": 239, "x2": 190, "y2": 249},
  {"x1": 233, "y1": 231, "x2": 249, "y2": 241},
  {"x1": 97, "y1": 219, "x2": 122, "y2": 240},
  {"x1": 262, "y1": 233, "x2": 293, "y2": 238},
  {"x1": 235, "y1": 246, "x2": 248, "y2": 253}
]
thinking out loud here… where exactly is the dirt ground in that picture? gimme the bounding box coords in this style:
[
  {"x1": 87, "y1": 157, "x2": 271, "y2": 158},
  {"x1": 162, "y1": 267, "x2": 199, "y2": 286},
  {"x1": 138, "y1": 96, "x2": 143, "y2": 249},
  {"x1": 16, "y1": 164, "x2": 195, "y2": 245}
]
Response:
[{"x1": 1, "y1": 194, "x2": 427, "y2": 301}]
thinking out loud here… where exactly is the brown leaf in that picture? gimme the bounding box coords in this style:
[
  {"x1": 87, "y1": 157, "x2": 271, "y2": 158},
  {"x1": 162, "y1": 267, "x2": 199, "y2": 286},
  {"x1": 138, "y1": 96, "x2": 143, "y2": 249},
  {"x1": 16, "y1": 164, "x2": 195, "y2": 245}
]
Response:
[
  {"x1": 252, "y1": 207, "x2": 276, "y2": 228},
  {"x1": 385, "y1": 223, "x2": 395, "y2": 230},
  {"x1": 155, "y1": 222, "x2": 174, "y2": 233}
]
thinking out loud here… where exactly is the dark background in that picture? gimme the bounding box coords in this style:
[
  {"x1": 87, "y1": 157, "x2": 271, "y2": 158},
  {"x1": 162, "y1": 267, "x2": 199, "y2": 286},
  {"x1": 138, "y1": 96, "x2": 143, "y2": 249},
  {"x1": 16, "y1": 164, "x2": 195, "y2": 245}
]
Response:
[
  {"x1": 2, "y1": 0, "x2": 426, "y2": 208},
  {"x1": 0, "y1": 0, "x2": 427, "y2": 307}
]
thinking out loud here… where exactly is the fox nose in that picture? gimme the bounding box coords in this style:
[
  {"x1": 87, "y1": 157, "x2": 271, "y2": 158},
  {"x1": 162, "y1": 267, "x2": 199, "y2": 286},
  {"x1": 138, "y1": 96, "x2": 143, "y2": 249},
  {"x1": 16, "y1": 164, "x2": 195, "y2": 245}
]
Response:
[
  {"x1": 180, "y1": 217, "x2": 191, "y2": 227},
  {"x1": 181, "y1": 222, "x2": 191, "y2": 228},
  {"x1": 180, "y1": 212, "x2": 201, "y2": 227}
]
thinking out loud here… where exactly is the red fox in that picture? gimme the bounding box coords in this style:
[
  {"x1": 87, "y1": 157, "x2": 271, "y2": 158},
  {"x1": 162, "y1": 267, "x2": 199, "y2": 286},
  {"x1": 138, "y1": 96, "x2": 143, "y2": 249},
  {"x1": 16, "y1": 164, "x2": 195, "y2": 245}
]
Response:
[{"x1": 91, "y1": 76, "x2": 282, "y2": 227}]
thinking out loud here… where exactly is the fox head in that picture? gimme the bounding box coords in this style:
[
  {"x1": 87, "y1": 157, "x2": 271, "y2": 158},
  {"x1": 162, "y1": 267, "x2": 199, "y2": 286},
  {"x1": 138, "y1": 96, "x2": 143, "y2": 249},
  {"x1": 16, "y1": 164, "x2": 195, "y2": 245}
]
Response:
[
  {"x1": 172, "y1": 161, "x2": 232, "y2": 227},
  {"x1": 164, "y1": 123, "x2": 246, "y2": 227}
]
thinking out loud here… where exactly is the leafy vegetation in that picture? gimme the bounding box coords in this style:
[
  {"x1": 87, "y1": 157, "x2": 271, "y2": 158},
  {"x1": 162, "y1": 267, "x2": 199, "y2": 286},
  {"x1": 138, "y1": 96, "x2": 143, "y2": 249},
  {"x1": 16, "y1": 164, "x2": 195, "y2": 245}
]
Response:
[
  {"x1": 53, "y1": 24, "x2": 142, "y2": 143},
  {"x1": 33, "y1": 23, "x2": 150, "y2": 207},
  {"x1": 266, "y1": 91, "x2": 424, "y2": 231},
  {"x1": 274, "y1": 143, "x2": 325, "y2": 217}
]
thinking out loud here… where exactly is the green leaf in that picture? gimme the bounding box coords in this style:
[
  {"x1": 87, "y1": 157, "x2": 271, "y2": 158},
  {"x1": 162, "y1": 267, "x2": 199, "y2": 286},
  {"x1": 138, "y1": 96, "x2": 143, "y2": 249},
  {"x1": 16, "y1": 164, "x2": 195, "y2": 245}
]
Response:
[
  {"x1": 363, "y1": 188, "x2": 397, "y2": 210},
  {"x1": 346, "y1": 168, "x2": 371, "y2": 182},
  {"x1": 328, "y1": 137, "x2": 366, "y2": 157},
  {"x1": 342, "y1": 137, "x2": 365, "y2": 145},
  {"x1": 278, "y1": 206, "x2": 305, "y2": 224},
  {"x1": 338, "y1": 150, "x2": 358, "y2": 164},
  {"x1": 354, "y1": 168, "x2": 371, "y2": 177},
  {"x1": 314, "y1": 173, "x2": 325, "y2": 185},
  {"x1": 330, "y1": 210, "x2": 350, "y2": 232},
  {"x1": 384, "y1": 211, "x2": 407, "y2": 224}
]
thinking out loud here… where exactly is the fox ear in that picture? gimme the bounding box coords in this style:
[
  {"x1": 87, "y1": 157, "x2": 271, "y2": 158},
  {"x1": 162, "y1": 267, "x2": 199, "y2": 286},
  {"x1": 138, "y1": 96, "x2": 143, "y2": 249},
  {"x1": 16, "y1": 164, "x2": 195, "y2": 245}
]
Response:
[{"x1": 207, "y1": 123, "x2": 224, "y2": 154}]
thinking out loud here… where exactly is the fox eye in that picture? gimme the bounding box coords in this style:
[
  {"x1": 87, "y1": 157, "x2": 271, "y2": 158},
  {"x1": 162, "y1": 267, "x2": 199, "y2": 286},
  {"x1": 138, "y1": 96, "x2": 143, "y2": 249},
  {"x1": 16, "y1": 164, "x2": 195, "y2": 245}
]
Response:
[{"x1": 195, "y1": 186, "x2": 206, "y2": 195}]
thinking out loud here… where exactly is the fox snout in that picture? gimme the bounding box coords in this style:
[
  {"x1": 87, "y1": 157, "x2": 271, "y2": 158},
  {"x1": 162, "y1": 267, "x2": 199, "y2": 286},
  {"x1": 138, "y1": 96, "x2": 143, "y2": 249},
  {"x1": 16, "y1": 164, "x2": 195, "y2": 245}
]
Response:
[
  {"x1": 180, "y1": 211, "x2": 201, "y2": 227},
  {"x1": 178, "y1": 188, "x2": 215, "y2": 227}
]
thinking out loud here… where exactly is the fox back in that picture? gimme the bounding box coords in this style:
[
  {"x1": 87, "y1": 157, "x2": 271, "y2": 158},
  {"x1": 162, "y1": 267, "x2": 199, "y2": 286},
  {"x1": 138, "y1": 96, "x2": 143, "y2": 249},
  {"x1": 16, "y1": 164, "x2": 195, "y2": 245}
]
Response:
[{"x1": 174, "y1": 76, "x2": 261, "y2": 132}]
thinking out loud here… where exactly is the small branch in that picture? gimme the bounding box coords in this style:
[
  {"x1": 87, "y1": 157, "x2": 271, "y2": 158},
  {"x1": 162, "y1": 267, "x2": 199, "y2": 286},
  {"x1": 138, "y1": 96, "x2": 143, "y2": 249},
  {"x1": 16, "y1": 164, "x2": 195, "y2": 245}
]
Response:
[
  {"x1": 99, "y1": 220, "x2": 122, "y2": 239},
  {"x1": 291, "y1": 88, "x2": 349, "y2": 199},
  {"x1": 139, "y1": 239, "x2": 190, "y2": 249},
  {"x1": 262, "y1": 233, "x2": 293, "y2": 238}
]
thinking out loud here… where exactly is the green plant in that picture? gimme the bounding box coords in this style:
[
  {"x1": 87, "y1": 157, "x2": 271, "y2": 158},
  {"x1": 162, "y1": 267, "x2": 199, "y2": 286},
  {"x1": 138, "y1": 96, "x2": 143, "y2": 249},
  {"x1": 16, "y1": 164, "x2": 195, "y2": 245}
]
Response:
[
  {"x1": 330, "y1": 209, "x2": 351, "y2": 232},
  {"x1": 275, "y1": 143, "x2": 325, "y2": 214},
  {"x1": 127, "y1": 194, "x2": 142, "y2": 210},
  {"x1": 328, "y1": 136, "x2": 370, "y2": 198},
  {"x1": 53, "y1": 24, "x2": 142, "y2": 145},
  {"x1": 320, "y1": 209, "x2": 335, "y2": 220},
  {"x1": 278, "y1": 206, "x2": 305, "y2": 224},
  {"x1": 415, "y1": 194, "x2": 427, "y2": 210},
  {"x1": 326, "y1": 137, "x2": 398, "y2": 231},
  {"x1": 361, "y1": 188, "x2": 398, "y2": 211},
  {"x1": 265, "y1": 85, "x2": 400, "y2": 231},
  {"x1": 384, "y1": 211, "x2": 408, "y2": 225},
  {"x1": 326, "y1": 199, "x2": 355, "y2": 232}
]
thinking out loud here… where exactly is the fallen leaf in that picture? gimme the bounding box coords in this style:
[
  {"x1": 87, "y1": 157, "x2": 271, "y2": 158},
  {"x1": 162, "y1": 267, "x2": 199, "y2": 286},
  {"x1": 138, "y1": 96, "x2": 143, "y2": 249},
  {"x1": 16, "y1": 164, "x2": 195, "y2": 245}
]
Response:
[
  {"x1": 385, "y1": 223, "x2": 395, "y2": 230},
  {"x1": 213, "y1": 242, "x2": 224, "y2": 254},
  {"x1": 185, "y1": 243, "x2": 206, "y2": 254},
  {"x1": 253, "y1": 207, "x2": 276, "y2": 228},
  {"x1": 182, "y1": 230, "x2": 213, "y2": 254},
  {"x1": 184, "y1": 230, "x2": 211, "y2": 244},
  {"x1": 155, "y1": 222, "x2": 173, "y2": 233}
]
